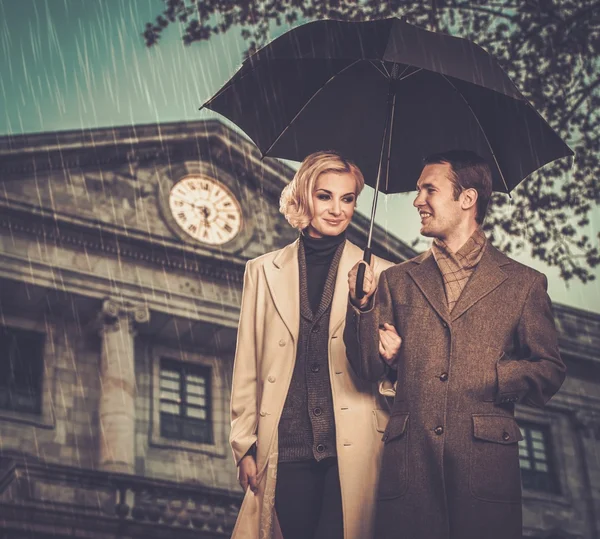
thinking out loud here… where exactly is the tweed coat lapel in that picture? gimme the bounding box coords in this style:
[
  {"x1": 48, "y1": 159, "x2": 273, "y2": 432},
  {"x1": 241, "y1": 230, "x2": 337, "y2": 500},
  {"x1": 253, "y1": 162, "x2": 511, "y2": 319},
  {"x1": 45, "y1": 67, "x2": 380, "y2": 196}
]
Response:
[
  {"x1": 408, "y1": 251, "x2": 451, "y2": 326},
  {"x1": 264, "y1": 239, "x2": 300, "y2": 344},
  {"x1": 330, "y1": 240, "x2": 363, "y2": 336},
  {"x1": 450, "y1": 244, "x2": 509, "y2": 321}
]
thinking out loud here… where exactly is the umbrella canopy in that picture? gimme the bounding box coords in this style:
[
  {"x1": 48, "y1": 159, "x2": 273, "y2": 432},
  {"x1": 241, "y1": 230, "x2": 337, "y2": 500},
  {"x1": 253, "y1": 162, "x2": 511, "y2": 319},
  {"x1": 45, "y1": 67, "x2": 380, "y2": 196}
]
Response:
[{"x1": 203, "y1": 17, "x2": 572, "y2": 194}]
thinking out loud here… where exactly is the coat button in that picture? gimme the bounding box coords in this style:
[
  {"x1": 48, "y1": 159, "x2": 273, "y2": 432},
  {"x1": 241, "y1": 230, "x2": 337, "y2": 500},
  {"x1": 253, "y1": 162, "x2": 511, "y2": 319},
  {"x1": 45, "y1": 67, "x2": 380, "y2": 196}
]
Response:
[
  {"x1": 502, "y1": 431, "x2": 510, "y2": 441},
  {"x1": 310, "y1": 363, "x2": 320, "y2": 373},
  {"x1": 316, "y1": 444, "x2": 325, "y2": 453},
  {"x1": 267, "y1": 375, "x2": 276, "y2": 383},
  {"x1": 434, "y1": 426, "x2": 444, "y2": 435},
  {"x1": 279, "y1": 339, "x2": 286, "y2": 347},
  {"x1": 259, "y1": 411, "x2": 267, "y2": 417},
  {"x1": 312, "y1": 325, "x2": 321, "y2": 333},
  {"x1": 442, "y1": 321, "x2": 448, "y2": 328},
  {"x1": 439, "y1": 372, "x2": 449, "y2": 382},
  {"x1": 313, "y1": 407, "x2": 322, "y2": 416}
]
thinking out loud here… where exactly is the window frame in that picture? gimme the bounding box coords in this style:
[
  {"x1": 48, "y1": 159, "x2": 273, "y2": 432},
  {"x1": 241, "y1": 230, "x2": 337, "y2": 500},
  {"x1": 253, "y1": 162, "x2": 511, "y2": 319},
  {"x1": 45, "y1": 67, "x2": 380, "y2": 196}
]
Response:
[
  {"x1": 0, "y1": 315, "x2": 55, "y2": 429},
  {"x1": 0, "y1": 325, "x2": 46, "y2": 415},
  {"x1": 518, "y1": 421, "x2": 560, "y2": 494},
  {"x1": 158, "y1": 358, "x2": 213, "y2": 444},
  {"x1": 515, "y1": 407, "x2": 572, "y2": 506},
  {"x1": 150, "y1": 345, "x2": 226, "y2": 457}
]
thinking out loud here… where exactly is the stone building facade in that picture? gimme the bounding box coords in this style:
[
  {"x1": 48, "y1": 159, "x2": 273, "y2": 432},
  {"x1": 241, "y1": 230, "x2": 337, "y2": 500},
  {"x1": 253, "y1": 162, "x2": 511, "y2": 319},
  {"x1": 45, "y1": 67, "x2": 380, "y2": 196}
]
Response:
[{"x1": 0, "y1": 120, "x2": 597, "y2": 539}]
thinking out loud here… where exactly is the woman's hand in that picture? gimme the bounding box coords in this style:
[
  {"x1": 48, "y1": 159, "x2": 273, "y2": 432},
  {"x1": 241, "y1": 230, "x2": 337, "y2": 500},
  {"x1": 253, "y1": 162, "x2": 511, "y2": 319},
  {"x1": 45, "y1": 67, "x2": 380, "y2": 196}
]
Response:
[
  {"x1": 379, "y1": 323, "x2": 402, "y2": 366},
  {"x1": 238, "y1": 454, "x2": 258, "y2": 493},
  {"x1": 348, "y1": 259, "x2": 376, "y2": 309}
]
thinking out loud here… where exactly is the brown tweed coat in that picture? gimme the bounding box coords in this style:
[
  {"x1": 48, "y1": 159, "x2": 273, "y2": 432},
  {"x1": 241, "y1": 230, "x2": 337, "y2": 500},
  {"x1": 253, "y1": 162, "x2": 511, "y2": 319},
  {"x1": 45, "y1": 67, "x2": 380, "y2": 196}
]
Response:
[{"x1": 344, "y1": 244, "x2": 566, "y2": 539}]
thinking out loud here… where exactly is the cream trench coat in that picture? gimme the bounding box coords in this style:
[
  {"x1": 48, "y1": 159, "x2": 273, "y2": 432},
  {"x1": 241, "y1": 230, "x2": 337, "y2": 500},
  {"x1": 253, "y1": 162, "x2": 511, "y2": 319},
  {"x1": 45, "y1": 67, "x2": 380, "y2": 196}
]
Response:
[{"x1": 229, "y1": 238, "x2": 393, "y2": 539}]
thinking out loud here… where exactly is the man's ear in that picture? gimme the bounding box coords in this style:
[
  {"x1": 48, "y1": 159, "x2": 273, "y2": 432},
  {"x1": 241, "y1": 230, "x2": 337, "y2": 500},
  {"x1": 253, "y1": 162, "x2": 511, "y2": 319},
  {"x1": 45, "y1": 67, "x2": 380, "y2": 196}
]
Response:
[{"x1": 460, "y1": 188, "x2": 478, "y2": 212}]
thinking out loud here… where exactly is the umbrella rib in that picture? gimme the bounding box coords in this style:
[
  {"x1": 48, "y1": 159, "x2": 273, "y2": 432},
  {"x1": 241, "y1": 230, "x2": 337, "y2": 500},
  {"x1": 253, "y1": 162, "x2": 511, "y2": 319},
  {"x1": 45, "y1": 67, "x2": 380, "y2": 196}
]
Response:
[
  {"x1": 441, "y1": 74, "x2": 511, "y2": 194},
  {"x1": 262, "y1": 59, "x2": 364, "y2": 157},
  {"x1": 369, "y1": 60, "x2": 389, "y2": 79},
  {"x1": 399, "y1": 68, "x2": 423, "y2": 81}
]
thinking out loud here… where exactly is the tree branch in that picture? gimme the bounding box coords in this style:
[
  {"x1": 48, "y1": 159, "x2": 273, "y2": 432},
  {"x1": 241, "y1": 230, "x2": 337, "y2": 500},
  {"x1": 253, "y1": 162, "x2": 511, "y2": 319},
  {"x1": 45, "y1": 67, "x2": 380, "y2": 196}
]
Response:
[{"x1": 559, "y1": 76, "x2": 600, "y2": 130}]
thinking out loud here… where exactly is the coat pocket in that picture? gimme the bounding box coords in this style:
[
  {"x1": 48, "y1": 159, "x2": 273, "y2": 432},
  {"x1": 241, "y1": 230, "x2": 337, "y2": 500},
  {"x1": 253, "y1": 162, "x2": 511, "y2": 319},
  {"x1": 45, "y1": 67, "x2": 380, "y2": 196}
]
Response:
[
  {"x1": 378, "y1": 412, "x2": 410, "y2": 500},
  {"x1": 470, "y1": 414, "x2": 523, "y2": 503}
]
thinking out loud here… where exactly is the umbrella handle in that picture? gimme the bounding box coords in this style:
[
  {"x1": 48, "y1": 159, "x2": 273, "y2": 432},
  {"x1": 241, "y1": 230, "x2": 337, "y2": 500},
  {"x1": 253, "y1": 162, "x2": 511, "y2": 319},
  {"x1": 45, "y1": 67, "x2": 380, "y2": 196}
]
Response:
[{"x1": 355, "y1": 248, "x2": 372, "y2": 300}]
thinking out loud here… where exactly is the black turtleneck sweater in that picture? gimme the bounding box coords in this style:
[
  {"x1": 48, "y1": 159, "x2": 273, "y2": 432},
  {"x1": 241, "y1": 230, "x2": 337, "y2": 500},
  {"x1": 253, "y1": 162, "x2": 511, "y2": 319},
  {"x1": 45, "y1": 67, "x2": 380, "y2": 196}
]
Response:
[{"x1": 302, "y1": 231, "x2": 346, "y2": 313}]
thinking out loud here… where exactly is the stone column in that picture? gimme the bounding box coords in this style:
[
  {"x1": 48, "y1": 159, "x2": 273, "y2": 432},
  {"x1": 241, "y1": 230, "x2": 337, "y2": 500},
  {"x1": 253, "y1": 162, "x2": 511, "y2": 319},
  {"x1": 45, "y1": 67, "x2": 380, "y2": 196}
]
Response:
[{"x1": 98, "y1": 298, "x2": 149, "y2": 474}]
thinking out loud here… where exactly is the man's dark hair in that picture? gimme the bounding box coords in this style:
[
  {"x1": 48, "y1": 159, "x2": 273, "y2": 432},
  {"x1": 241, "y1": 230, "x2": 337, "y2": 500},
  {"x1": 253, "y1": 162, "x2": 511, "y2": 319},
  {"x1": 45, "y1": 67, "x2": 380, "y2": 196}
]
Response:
[{"x1": 423, "y1": 150, "x2": 493, "y2": 225}]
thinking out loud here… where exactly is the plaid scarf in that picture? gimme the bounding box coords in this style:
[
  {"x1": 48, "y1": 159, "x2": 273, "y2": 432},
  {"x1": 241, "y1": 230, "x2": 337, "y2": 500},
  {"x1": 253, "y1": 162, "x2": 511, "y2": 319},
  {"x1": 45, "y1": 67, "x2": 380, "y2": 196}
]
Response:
[{"x1": 431, "y1": 227, "x2": 487, "y2": 312}]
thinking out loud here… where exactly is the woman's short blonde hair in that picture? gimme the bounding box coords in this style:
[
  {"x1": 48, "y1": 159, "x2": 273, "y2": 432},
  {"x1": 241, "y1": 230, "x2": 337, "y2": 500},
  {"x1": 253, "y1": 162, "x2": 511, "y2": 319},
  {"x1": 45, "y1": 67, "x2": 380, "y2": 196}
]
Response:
[{"x1": 279, "y1": 150, "x2": 365, "y2": 230}]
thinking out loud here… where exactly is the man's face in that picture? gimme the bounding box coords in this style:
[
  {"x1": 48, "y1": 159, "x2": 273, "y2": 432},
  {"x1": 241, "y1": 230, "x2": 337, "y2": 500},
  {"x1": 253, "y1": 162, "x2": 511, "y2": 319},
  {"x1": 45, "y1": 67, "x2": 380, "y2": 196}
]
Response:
[{"x1": 413, "y1": 163, "x2": 462, "y2": 240}]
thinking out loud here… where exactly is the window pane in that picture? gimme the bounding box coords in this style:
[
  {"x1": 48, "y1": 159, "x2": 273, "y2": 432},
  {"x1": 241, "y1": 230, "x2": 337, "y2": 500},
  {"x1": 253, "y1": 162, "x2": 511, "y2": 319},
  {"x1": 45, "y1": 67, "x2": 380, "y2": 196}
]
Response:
[
  {"x1": 519, "y1": 446, "x2": 530, "y2": 457},
  {"x1": 187, "y1": 395, "x2": 206, "y2": 407},
  {"x1": 182, "y1": 420, "x2": 212, "y2": 444},
  {"x1": 519, "y1": 459, "x2": 532, "y2": 469},
  {"x1": 533, "y1": 450, "x2": 547, "y2": 461},
  {"x1": 160, "y1": 379, "x2": 180, "y2": 391},
  {"x1": 161, "y1": 369, "x2": 180, "y2": 381},
  {"x1": 532, "y1": 440, "x2": 546, "y2": 450},
  {"x1": 187, "y1": 407, "x2": 207, "y2": 419},
  {"x1": 187, "y1": 374, "x2": 206, "y2": 385},
  {"x1": 160, "y1": 389, "x2": 180, "y2": 400},
  {"x1": 160, "y1": 413, "x2": 180, "y2": 439},
  {"x1": 187, "y1": 384, "x2": 206, "y2": 396},
  {"x1": 534, "y1": 462, "x2": 549, "y2": 472},
  {"x1": 160, "y1": 402, "x2": 180, "y2": 414},
  {"x1": 530, "y1": 430, "x2": 544, "y2": 440}
]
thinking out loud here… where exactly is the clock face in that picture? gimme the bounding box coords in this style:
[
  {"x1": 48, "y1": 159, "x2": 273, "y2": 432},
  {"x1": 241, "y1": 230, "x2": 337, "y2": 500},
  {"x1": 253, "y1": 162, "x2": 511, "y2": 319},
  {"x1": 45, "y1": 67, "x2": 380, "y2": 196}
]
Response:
[{"x1": 169, "y1": 175, "x2": 242, "y2": 245}]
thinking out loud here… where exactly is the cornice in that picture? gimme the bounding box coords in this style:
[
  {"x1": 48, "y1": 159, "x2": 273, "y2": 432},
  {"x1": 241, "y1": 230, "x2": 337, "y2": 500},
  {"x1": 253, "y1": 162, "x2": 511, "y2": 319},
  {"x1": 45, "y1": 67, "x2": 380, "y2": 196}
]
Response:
[{"x1": 0, "y1": 205, "x2": 246, "y2": 284}]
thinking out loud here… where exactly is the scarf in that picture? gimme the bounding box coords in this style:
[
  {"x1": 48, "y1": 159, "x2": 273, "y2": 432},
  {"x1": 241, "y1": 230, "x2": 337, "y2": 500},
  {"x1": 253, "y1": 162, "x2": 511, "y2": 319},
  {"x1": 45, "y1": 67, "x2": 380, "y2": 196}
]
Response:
[{"x1": 431, "y1": 227, "x2": 487, "y2": 312}]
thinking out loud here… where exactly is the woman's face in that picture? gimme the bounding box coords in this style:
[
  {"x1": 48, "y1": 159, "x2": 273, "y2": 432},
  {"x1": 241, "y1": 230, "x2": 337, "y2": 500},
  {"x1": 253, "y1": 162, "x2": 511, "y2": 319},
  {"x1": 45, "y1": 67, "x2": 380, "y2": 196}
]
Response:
[{"x1": 306, "y1": 171, "x2": 357, "y2": 238}]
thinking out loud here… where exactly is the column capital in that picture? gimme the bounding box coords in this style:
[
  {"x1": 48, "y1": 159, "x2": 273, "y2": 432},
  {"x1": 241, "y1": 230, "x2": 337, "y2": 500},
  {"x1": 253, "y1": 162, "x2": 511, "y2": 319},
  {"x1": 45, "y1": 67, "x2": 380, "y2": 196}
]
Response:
[
  {"x1": 572, "y1": 409, "x2": 600, "y2": 439},
  {"x1": 99, "y1": 298, "x2": 150, "y2": 334}
]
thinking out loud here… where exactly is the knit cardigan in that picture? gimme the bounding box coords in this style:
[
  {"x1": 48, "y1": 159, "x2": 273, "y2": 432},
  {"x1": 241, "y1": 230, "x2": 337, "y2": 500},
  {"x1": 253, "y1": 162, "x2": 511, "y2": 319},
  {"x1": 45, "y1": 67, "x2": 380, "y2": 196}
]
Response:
[{"x1": 277, "y1": 238, "x2": 344, "y2": 462}]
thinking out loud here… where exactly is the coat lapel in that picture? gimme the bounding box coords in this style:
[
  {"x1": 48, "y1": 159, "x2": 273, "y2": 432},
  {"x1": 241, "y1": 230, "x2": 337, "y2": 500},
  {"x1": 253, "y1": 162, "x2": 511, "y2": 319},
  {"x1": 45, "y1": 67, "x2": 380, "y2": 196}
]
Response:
[
  {"x1": 408, "y1": 251, "x2": 451, "y2": 325},
  {"x1": 263, "y1": 239, "x2": 300, "y2": 344},
  {"x1": 329, "y1": 240, "x2": 363, "y2": 336},
  {"x1": 450, "y1": 244, "x2": 509, "y2": 321}
]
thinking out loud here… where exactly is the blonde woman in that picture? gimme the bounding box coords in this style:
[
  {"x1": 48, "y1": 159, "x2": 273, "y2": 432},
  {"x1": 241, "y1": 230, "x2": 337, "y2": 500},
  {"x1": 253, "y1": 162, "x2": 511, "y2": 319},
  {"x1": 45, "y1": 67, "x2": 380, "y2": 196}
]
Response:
[{"x1": 229, "y1": 151, "x2": 400, "y2": 539}]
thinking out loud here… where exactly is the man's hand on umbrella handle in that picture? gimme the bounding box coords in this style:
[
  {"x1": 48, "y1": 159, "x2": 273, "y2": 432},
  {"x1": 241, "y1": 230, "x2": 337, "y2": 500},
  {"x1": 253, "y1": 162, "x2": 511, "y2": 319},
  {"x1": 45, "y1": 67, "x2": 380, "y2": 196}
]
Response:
[
  {"x1": 379, "y1": 323, "x2": 402, "y2": 366},
  {"x1": 238, "y1": 454, "x2": 258, "y2": 494},
  {"x1": 348, "y1": 259, "x2": 376, "y2": 309}
]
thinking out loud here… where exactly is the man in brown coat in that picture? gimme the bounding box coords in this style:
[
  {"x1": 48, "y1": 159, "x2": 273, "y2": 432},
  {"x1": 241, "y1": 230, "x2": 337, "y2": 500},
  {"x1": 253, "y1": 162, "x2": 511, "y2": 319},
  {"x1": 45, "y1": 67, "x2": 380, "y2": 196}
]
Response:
[{"x1": 344, "y1": 150, "x2": 566, "y2": 539}]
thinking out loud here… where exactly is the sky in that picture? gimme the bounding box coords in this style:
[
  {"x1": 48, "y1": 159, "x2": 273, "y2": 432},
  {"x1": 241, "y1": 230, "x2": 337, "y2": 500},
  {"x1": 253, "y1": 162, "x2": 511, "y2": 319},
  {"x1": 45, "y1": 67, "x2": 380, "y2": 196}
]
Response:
[{"x1": 0, "y1": 0, "x2": 598, "y2": 313}]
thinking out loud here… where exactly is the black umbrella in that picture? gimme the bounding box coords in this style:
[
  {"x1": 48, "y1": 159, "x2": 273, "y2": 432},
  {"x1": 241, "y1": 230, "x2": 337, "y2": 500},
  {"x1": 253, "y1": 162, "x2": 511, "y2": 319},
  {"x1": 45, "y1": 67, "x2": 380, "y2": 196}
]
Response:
[{"x1": 202, "y1": 17, "x2": 572, "y2": 295}]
